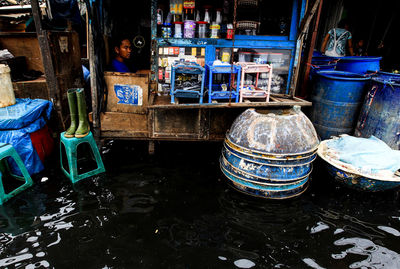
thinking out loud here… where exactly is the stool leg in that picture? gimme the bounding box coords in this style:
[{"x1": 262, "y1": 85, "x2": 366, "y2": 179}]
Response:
[
  {"x1": 88, "y1": 139, "x2": 105, "y2": 173},
  {"x1": 0, "y1": 170, "x2": 6, "y2": 205},
  {"x1": 11, "y1": 148, "x2": 33, "y2": 187},
  {"x1": 0, "y1": 150, "x2": 33, "y2": 205},
  {"x1": 67, "y1": 144, "x2": 79, "y2": 183},
  {"x1": 60, "y1": 141, "x2": 70, "y2": 178}
]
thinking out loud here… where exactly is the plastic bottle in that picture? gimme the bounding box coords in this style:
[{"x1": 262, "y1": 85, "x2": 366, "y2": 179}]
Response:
[{"x1": 0, "y1": 64, "x2": 16, "y2": 108}]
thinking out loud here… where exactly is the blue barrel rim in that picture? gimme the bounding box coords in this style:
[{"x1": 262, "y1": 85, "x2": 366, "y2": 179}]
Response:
[
  {"x1": 315, "y1": 70, "x2": 371, "y2": 81},
  {"x1": 311, "y1": 63, "x2": 337, "y2": 69},
  {"x1": 367, "y1": 70, "x2": 400, "y2": 77},
  {"x1": 338, "y1": 56, "x2": 382, "y2": 62},
  {"x1": 312, "y1": 56, "x2": 339, "y2": 61},
  {"x1": 372, "y1": 77, "x2": 400, "y2": 87}
]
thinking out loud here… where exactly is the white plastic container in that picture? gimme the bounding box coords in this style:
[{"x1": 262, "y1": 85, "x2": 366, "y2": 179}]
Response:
[{"x1": 0, "y1": 64, "x2": 16, "y2": 108}]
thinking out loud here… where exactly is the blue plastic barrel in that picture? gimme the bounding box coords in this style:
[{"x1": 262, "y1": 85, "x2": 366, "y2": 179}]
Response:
[
  {"x1": 311, "y1": 71, "x2": 370, "y2": 140},
  {"x1": 355, "y1": 78, "x2": 400, "y2": 150},
  {"x1": 336, "y1": 56, "x2": 382, "y2": 74}
]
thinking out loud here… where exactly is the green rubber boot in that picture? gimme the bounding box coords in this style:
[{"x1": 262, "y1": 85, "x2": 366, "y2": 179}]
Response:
[
  {"x1": 75, "y1": 88, "x2": 90, "y2": 138},
  {"x1": 64, "y1": 89, "x2": 78, "y2": 138}
]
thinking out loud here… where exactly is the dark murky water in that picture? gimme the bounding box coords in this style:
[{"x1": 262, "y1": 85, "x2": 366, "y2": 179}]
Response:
[{"x1": 1, "y1": 141, "x2": 400, "y2": 268}]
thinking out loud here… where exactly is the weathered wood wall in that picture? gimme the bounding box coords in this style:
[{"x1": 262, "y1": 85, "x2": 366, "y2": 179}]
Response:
[{"x1": 0, "y1": 32, "x2": 44, "y2": 72}]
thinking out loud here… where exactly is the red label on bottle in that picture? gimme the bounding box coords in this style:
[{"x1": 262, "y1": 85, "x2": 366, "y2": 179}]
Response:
[{"x1": 226, "y1": 29, "x2": 234, "y2": 39}]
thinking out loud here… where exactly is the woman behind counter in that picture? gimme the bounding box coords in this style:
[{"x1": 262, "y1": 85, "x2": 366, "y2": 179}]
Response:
[{"x1": 111, "y1": 37, "x2": 137, "y2": 73}]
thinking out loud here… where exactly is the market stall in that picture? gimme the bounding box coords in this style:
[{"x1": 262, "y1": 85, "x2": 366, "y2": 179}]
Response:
[{"x1": 88, "y1": 0, "x2": 311, "y2": 143}]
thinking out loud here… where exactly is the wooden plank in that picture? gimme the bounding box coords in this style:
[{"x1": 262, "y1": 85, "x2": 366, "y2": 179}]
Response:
[
  {"x1": 12, "y1": 77, "x2": 48, "y2": 100},
  {"x1": 105, "y1": 71, "x2": 149, "y2": 114},
  {"x1": 149, "y1": 100, "x2": 312, "y2": 109},
  {"x1": 150, "y1": 92, "x2": 311, "y2": 108},
  {"x1": 152, "y1": 109, "x2": 201, "y2": 138},
  {"x1": 269, "y1": 96, "x2": 283, "y2": 102},
  {"x1": 100, "y1": 131, "x2": 149, "y2": 139},
  {"x1": 99, "y1": 112, "x2": 149, "y2": 133},
  {"x1": 100, "y1": 132, "x2": 222, "y2": 141}
]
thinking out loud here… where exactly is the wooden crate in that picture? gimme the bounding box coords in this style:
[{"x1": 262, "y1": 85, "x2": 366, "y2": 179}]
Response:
[{"x1": 105, "y1": 71, "x2": 150, "y2": 114}]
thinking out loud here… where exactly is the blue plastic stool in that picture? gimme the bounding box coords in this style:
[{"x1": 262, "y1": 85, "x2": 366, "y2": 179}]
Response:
[
  {"x1": 60, "y1": 131, "x2": 105, "y2": 184},
  {"x1": 0, "y1": 143, "x2": 33, "y2": 205}
]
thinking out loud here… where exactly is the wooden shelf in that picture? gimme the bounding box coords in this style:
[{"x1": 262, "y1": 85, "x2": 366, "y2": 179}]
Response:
[{"x1": 149, "y1": 94, "x2": 311, "y2": 109}]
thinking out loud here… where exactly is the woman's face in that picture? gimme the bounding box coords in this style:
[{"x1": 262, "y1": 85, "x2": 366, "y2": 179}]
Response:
[{"x1": 116, "y1": 39, "x2": 132, "y2": 60}]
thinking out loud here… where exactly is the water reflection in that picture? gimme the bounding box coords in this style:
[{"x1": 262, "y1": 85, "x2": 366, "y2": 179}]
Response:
[
  {"x1": 334, "y1": 237, "x2": 400, "y2": 268},
  {"x1": 1, "y1": 141, "x2": 400, "y2": 268}
]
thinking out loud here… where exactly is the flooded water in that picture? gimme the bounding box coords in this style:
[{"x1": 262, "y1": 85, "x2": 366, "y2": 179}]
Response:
[{"x1": 1, "y1": 141, "x2": 400, "y2": 268}]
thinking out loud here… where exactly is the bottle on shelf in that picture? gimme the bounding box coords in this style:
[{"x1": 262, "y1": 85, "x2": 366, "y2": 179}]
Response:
[
  {"x1": 204, "y1": 7, "x2": 210, "y2": 23},
  {"x1": 210, "y1": 22, "x2": 220, "y2": 38}
]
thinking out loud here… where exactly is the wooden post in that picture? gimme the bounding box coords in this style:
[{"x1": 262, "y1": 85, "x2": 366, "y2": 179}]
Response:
[
  {"x1": 299, "y1": 0, "x2": 324, "y2": 98},
  {"x1": 290, "y1": 0, "x2": 321, "y2": 97},
  {"x1": 30, "y1": 0, "x2": 61, "y2": 109},
  {"x1": 88, "y1": 15, "x2": 100, "y2": 138}
]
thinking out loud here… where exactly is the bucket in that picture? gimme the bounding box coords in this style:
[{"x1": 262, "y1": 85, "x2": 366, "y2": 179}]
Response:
[
  {"x1": 0, "y1": 64, "x2": 16, "y2": 108},
  {"x1": 355, "y1": 78, "x2": 400, "y2": 150},
  {"x1": 311, "y1": 71, "x2": 370, "y2": 140},
  {"x1": 336, "y1": 56, "x2": 382, "y2": 74}
]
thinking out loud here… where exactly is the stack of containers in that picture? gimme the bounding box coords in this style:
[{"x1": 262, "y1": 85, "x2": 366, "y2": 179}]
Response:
[
  {"x1": 310, "y1": 55, "x2": 387, "y2": 141},
  {"x1": 220, "y1": 107, "x2": 319, "y2": 199}
]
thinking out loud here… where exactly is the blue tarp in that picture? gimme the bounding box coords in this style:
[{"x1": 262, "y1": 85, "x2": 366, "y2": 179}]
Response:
[
  {"x1": 0, "y1": 99, "x2": 53, "y2": 176},
  {"x1": 326, "y1": 136, "x2": 400, "y2": 174}
]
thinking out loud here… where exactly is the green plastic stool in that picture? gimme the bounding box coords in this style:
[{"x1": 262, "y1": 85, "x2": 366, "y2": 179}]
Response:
[
  {"x1": 0, "y1": 143, "x2": 33, "y2": 205},
  {"x1": 60, "y1": 131, "x2": 105, "y2": 184}
]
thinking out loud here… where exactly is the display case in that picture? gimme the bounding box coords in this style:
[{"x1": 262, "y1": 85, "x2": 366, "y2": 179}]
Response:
[
  {"x1": 151, "y1": 0, "x2": 306, "y2": 98},
  {"x1": 157, "y1": 46, "x2": 205, "y2": 95}
]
